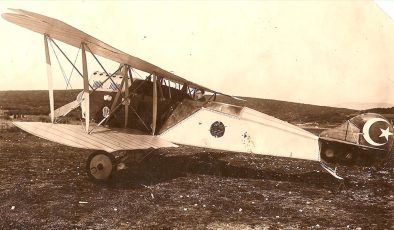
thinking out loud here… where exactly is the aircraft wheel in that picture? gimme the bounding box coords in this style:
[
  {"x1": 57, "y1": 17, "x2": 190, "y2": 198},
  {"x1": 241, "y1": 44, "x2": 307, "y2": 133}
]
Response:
[{"x1": 86, "y1": 151, "x2": 116, "y2": 182}]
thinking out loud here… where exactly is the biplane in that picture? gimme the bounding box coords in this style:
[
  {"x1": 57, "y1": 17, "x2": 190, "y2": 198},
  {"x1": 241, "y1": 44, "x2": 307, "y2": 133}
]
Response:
[{"x1": 2, "y1": 9, "x2": 393, "y2": 182}]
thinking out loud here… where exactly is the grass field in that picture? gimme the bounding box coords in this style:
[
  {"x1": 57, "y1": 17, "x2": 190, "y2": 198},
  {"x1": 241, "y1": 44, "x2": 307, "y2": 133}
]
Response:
[
  {"x1": 0, "y1": 129, "x2": 392, "y2": 229},
  {"x1": 0, "y1": 91, "x2": 392, "y2": 229}
]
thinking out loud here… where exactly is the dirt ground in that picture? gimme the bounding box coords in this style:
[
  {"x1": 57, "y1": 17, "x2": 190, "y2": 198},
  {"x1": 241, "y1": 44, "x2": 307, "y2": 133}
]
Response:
[{"x1": 0, "y1": 128, "x2": 393, "y2": 229}]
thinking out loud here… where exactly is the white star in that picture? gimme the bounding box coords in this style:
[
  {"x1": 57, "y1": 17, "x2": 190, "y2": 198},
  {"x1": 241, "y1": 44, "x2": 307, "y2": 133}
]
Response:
[{"x1": 379, "y1": 127, "x2": 393, "y2": 141}]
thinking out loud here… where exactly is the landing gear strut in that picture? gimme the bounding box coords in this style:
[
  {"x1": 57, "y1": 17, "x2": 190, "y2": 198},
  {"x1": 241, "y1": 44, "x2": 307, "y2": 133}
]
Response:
[{"x1": 86, "y1": 151, "x2": 116, "y2": 182}]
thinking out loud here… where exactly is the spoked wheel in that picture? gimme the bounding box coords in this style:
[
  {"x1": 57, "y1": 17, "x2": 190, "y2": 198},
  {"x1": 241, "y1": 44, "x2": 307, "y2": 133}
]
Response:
[{"x1": 86, "y1": 151, "x2": 116, "y2": 182}]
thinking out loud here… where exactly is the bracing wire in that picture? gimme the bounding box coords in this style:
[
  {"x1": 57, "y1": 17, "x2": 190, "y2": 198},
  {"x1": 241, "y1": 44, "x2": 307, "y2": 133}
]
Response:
[
  {"x1": 84, "y1": 44, "x2": 120, "y2": 91},
  {"x1": 66, "y1": 45, "x2": 81, "y2": 90},
  {"x1": 48, "y1": 39, "x2": 71, "y2": 89},
  {"x1": 48, "y1": 37, "x2": 93, "y2": 90},
  {"x1": 131, "y1": 68, "x2": 145, "y2": 80}
]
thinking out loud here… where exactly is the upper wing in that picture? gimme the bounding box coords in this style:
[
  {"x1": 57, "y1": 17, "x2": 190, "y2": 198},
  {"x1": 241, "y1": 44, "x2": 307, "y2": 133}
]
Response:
[
  {"x1": 13, "y1": 122, "x2": 178, "y2": 152},
  {"x1": 2, "y1": 9, "x2": 228, "y2": 95}
]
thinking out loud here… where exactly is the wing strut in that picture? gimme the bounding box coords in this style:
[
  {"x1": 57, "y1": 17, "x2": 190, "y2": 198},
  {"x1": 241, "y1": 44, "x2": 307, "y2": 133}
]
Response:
[
  {"x1": 152, "y1": 75, "x2": 158, "y2": 135},
  {"x1": 104, "y1": 74, "x2": 151, "y2": 132},
  {"x1": 44, "y1": 34, "x2": 55, "y2": 123},
  {"x1": 81, "y1": 43, "x2": 90, "y2": 133},
  {"x1": 110, "y1": 71, "x2": 126, "y2": 115},
  {"x1": 158, "y1": 77, "x2": 164, "y2": 99},
  {"x1": 123, "y1": 65, "x2": 130, "y2": 128}
]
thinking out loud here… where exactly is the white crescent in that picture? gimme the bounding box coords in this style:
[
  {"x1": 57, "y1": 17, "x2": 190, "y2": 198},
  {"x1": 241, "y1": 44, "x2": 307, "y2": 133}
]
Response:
[{"x1": 362, "y1": 118, "x2": 389, "y2": 146}]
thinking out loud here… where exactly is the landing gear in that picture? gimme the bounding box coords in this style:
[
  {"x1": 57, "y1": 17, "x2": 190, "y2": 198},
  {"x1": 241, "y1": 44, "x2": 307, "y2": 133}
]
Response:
[
  {"x1": 86, "y1": 149, "x2": 157, "y2": 183},
  {"x1": 86, "y1": 151, "x2": 116, "y2": 182}
]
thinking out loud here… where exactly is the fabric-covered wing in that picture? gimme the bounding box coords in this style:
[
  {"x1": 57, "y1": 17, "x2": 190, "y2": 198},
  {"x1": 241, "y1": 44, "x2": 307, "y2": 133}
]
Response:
[
  {"x1": 2, "y1": 9, "x2": 226, "y2": 95},
  {"x1": 13, "y1": 122, "x2": 178, "y2": 152}
]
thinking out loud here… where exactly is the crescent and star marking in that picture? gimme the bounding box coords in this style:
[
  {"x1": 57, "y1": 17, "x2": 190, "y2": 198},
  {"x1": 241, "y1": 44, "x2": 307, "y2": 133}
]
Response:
[{"x1": 362, "y1": 118, "x2": 393, "y2": 146}]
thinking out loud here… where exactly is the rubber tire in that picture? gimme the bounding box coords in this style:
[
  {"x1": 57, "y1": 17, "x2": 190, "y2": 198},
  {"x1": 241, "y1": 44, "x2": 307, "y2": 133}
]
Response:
[{"x1": 86, "y1": 150, "x2": 116, "y2": 183}]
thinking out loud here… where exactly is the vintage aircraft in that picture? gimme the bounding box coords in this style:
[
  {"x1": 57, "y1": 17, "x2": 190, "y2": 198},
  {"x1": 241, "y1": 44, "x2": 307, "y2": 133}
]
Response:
[{"x1": 2, "y1": 9, "x2": 393, "y2": 182}]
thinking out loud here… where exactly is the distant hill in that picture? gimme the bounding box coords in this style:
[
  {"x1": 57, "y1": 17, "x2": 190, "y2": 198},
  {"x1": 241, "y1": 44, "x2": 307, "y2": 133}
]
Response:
[
  {"x1": 333, "y1": 102, "x2": 394, "y2": 110},
  {"x1": 362, "y1": 107, "x2": 394, "y2": 115},
  {"x1": 0, "y1": 90, "x2": 357, "y2": 124},
  {"x1": 0, "y1": 90, "x2": 80, "y2": 116},
  {"x1": 213, "y1": 95, "x2": 357, "y2": 124}
]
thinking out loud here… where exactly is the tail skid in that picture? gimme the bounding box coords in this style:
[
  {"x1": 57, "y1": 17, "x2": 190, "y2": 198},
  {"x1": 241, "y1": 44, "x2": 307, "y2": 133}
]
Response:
[{"x1": 320, "y1": 162, "x2": 343, "y2": 180}]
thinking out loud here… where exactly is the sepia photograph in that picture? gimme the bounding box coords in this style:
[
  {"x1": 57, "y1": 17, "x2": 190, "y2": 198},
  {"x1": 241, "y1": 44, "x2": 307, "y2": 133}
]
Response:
[{"x1": 0, "y1": 0, "x2": 393, "y2": 229}]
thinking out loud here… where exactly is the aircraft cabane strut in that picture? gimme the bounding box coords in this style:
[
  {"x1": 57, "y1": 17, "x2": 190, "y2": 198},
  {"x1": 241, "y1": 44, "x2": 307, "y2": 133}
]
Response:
[{"x1": 44, "y1": 34, "x2": 159, "y2": 135}]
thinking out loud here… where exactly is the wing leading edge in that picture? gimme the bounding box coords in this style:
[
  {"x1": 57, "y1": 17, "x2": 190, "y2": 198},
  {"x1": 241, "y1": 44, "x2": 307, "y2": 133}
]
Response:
[{"x1": 2, "y1": 9, "x2": 231, "y2": 96}]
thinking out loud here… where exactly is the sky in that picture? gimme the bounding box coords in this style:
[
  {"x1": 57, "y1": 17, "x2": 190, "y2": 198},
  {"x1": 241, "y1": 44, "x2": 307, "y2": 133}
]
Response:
[{"x1": 1, "y1": 0, "x2": 394, "y2": 109}]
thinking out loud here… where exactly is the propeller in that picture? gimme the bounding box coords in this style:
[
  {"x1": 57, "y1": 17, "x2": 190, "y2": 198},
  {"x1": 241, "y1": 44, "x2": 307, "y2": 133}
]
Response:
[{"x1": 50, "y1": 91, "x2": 83, "y2": 118}]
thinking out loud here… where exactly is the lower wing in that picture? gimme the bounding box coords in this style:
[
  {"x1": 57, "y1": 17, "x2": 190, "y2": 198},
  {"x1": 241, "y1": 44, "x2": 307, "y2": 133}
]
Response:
[{"x1": 13, "y1": 122, "x2": 178, "y2": 152}]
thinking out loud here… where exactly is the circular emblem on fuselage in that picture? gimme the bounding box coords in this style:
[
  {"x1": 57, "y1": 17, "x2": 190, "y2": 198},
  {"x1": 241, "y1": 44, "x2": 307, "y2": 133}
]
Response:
[{"x1": 210, "y1": 121, "x2": 225, "y2": 138}]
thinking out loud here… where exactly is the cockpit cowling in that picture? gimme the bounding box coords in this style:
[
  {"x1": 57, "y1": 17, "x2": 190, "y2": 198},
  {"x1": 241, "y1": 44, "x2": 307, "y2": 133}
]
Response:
[{"x1": 319, "y1": 113, "x2": 393, "y2": 166}]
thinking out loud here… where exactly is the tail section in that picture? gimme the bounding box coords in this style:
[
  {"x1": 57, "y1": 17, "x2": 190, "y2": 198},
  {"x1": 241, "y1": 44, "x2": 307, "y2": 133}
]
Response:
[{"x1": 319, "y1": 113, "x2": 393, "y2": 166}]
